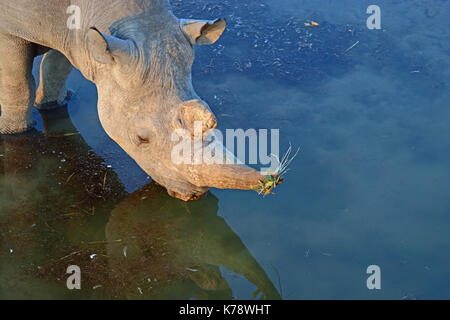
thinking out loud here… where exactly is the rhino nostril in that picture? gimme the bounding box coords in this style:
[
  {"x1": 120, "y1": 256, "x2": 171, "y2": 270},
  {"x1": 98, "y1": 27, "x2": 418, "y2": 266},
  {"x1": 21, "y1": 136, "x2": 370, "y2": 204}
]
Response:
[
  {"x1": 180, "y1": 99, "x2": 217, "y2": 131},
  {"x1": 206, "y1": 117, "x2": 217, "y2": 130}
]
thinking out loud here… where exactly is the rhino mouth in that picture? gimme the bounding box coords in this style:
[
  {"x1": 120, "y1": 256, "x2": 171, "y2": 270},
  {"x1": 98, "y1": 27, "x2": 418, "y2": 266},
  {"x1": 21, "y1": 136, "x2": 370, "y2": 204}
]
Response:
[{"x1": 164, "y1": 164, "x2": 263, "y2": 201}]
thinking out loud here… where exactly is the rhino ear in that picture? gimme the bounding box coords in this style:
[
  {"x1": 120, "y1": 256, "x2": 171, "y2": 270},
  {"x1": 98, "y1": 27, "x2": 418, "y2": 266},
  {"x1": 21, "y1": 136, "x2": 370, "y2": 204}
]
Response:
[
  {"x1": 180, "y1": 18, "x2": 226, "y2": 45},
  {"x1": 87, "y1": 28, "x2": 132, "y2": 64}
]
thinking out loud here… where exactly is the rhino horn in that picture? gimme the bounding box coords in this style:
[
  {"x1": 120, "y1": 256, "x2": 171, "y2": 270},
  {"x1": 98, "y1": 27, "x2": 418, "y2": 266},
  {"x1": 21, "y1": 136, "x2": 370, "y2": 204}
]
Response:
[
  {"x1": 190, "y1": 137, "x2": 265, "y2": 191},
  {"x1": 200, "y1": 161, "x2": 263, "y2": 191}
]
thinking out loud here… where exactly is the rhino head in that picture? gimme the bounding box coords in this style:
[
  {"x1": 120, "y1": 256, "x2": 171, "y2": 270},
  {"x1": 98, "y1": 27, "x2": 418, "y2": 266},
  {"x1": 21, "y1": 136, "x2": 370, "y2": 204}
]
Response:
[{"x1": 85, "y1": 11, "x2": 266, "y2": 201}]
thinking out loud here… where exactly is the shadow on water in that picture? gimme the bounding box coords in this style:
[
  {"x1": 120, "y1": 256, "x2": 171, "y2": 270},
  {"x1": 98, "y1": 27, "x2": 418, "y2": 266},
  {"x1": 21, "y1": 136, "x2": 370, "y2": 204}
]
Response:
[
  {"x1": 103, "y1": 183, "x2": 281, "y2": 300},
  {"x1": 0, "y1": 107, "x2": 280, "y2": 299}
]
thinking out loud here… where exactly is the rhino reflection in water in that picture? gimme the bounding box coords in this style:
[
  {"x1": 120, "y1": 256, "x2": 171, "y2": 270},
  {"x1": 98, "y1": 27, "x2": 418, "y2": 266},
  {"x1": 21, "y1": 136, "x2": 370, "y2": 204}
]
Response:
[
  {"x1": 0, "y1": 108, "x2": 280, "y2": 299},
  {"x1": 0, "y1": 107, "x2": 126, "y2": 298},
  {"x1": 104, "y1": 184, "x2": 281, "y2": 299},
  {"x1": 0, "y1": 0, "x2": 272, "y2": 200}
]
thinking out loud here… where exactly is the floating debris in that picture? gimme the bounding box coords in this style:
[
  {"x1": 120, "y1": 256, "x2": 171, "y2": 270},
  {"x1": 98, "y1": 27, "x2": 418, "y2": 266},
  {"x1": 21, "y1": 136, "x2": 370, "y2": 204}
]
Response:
[
  {"x1": 305, "y1": 21, "x2": 319, "y2": 27},
  {"x1": 173, "y1": 0, "x2": 355, "y2": 85},
  {"x1": 102, "y1": 171, "x2": 108, "y2": 190},
  {"x1": 61, "y1": 212, "x2": 82, "y2": 217},
  {"x1": 65, "y1": 172, "x2": 76, "y2": 184},
  {"x1": 85, "y1": 239, "x2": 122, "y2": 245},
  {"x1": 344, "y1": 40, "x2": 360, "y2": 54},
  {"x1": 57, "y1": 250, "x2": 83, "y2": 261}
]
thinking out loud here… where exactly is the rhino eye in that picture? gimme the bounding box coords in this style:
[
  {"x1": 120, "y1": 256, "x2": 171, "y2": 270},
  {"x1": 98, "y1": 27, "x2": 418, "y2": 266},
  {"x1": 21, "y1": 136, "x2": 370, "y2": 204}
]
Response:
[
  {"x1": 135, "y1": 128, "x2": 151, "y2": 145},
  {"x1": 137, "y1": 135, "x2": 150, "y2": 144}
]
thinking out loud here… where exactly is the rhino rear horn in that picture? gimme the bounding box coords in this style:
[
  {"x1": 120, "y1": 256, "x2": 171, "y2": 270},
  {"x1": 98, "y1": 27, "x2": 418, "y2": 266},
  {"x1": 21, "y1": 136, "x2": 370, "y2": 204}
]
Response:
[
  {"x1": 180, "y1": 18, "x2": 226, "y2": 45},
  {"x1": 87, "y1": 27, "x2": 133, "y2": 64}
]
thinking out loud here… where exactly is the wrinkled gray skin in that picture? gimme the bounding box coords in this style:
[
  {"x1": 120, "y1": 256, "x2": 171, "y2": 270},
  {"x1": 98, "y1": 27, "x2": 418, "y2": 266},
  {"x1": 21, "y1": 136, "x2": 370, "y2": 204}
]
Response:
[{"x1": 0, "y1": 0, "x2": 267, "y2": 200}]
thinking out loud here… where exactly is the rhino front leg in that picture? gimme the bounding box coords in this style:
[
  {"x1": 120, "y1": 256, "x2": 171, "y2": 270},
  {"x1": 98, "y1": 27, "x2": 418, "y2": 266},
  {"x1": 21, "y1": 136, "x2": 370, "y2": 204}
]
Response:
[
  {"x1": 0, "y1": 33, "x2": 36, "y2": 134},
  {"x1": 34, "y1": 50, "x2": 73, "y2": 110}
]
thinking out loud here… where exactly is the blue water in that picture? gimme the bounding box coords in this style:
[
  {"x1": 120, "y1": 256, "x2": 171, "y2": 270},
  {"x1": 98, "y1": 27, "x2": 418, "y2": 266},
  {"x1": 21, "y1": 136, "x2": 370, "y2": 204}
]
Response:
[{"x1": 1, "y1": 0, "x2": 449, "y2": 299}]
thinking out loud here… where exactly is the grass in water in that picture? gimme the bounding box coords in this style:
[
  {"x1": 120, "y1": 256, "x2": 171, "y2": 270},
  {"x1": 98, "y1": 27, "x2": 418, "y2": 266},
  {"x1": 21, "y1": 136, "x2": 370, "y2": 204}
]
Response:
[{"x1": 256, "y1": 143, "x2": 300, "y2": 197}]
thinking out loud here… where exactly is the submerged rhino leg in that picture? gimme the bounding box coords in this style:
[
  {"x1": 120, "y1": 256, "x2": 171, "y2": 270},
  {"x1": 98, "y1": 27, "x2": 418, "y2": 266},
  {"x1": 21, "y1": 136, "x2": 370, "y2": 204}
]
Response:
[
  {"x1": 0, "y1": 33, "x2": 36, "y2": 134},
  {"x1": 34, "y1": 50, "x2": 73, "y2": 110}
]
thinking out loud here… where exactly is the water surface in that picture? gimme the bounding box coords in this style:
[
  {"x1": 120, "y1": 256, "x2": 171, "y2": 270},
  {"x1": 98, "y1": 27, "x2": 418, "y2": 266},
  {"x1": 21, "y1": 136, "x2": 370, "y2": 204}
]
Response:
[{"x1": 1, "y1": 0, "x2": 449, "y2": 299}]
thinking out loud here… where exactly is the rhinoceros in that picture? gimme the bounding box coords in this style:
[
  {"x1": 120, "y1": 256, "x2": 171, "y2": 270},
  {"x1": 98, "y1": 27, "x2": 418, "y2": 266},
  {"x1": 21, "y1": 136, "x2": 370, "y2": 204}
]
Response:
[
  {"x1": 0, "y1": 0, "x2": 274, "y2": 201},
  {"x1": 0, "y1": 110, "x2": 280, "y2": 299}
]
